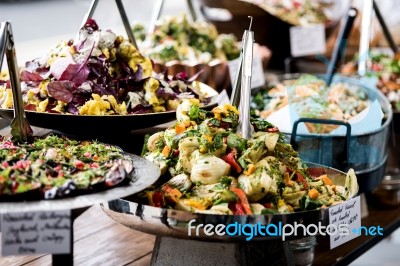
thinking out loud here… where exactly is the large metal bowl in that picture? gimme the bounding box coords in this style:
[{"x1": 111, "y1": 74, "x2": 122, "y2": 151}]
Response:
[
  {"x1": 0, "y1": 83, "x2": 219, "y2": 138},
  {"x1": 254, "y1": 74, "x2": 392, "y2": 193},
  {"x1": 0, "y1": 154, "x2": 160, "y2": 213},
  {"x1": 101, "y1": 162, "x2": 357, "y2": 242}
]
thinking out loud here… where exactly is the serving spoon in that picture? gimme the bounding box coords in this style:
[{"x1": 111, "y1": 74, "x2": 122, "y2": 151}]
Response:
[{"x1": 0, "y1": 21, "x2": 33, "y2": 143}]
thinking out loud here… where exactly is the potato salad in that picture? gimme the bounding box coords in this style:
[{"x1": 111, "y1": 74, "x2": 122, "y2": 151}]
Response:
[
  {"x1": 0, "y1": 19, "x2": 211, "y2": 115},
  {"x1": 142, "y1": 101, "x2": 357, "y2": 215}
]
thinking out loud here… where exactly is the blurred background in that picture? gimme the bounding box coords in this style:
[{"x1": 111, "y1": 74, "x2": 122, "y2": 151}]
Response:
[{"x1": 0, "y1": 0, "x2": 192, "y2": 62}]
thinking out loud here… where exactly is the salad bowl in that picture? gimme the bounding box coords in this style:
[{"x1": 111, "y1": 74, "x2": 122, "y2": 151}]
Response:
[
  {"x1": 101, "y1": 162, "x2": 358, "y2": 242},
  {"x1": 0, "y1": 19, "x2": 219, "y2": 136},
  {"x1": 0, "y1": 151, "x2": 160, "y2": 213},
  {"x1": 101, "y1": 101, "x2": 358, "y2": 242},
  {"x1": 0, "y1": 82, "x2": 219, "y2": 136}
]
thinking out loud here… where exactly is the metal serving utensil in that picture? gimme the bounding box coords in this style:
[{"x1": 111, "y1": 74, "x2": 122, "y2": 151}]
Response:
[
  {"x1": 372, "y1": 0, "x2": 398, "y2": 55},
  {"x1": 77, "y1": 0, "x2": 139, "y2": 50},
  {"x1": 115, "y1": 0, "x2": 138, "y2": 50},
  {"x1": 148, "y1": 0, "x2": 165, "y2": 34},
  {"x1": 230, "y1": 43, "x2": 243, "y2": 108},
  {"x1": 358, "y1": 0, "x2": 373, "y2": 76},
  {"x1": 236, "y1": 16, "x2": 254, "y2": 140},
  {"x1": 0, "y1": 21, "x2": 33, "y2": 143},
  {"x1": 325, "y1": 7, "x2": 358, "y2": 86}
]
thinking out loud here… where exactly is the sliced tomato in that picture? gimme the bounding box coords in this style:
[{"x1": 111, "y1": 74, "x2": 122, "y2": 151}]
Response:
[
  {"x1": 222, "y1": 148, "x2": 242, "y2": 173},
  {"x1": 230, "y1": 187, "x2": 253, "y2": 215},
  {"x1": 296, "y1": 172, "x2": 308, "y2": 189},
  {"x1": 266, "y1": 127, "x2": 279, "y2": 133},
  {"x1": 263, "y1": 202, "x2": 274, "y2": 209},
  {"x1": 229, "y1": 202, "x2": 245, "y2": 215},
  {"x1": 152, "y1": 191, "x2": 165, "y2": 208}
]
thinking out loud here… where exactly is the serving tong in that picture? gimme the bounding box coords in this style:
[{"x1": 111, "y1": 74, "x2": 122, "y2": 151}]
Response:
[
  {"x1": 78, "y1": 0, "x2": 138, "y2": 50},
  {"x1": 358, "y1": 0, "x2": 399, "y2": 76},
  {"x1": 230, "y1": 17, "x2": 254, "y2": 140},
  {"x1": 0, "y1": 21, "x2": 33, "y2": 143}
]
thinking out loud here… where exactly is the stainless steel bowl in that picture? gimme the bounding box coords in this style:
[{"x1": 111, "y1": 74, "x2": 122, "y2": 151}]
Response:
[{"x1": 101, "y1": 163, "x2": 358, "y2": 242}]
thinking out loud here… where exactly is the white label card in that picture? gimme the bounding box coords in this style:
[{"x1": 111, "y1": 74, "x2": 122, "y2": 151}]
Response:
[
  {"x1": 228, "y1": 50, "x2": 265, "y2": 89},
  {"x1": 1, "y1": 210, "x2": 71, "y2": 256},
  {"x1": 329, "y1": 196, "x2": 361, "y2": 249},
  {"x1": 290, "y1": 24, "x2": 326, "y2": 57}
]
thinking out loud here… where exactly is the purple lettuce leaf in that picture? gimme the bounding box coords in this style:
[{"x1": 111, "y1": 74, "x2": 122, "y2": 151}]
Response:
[
  {"x1": 71, "y1": 93, "x2": 91, "y2": 107},
  {"x1": 67, "y1": 103, "x2": 79, "y2": 115},
  {"x1": 129, "y1": 104, "x2": 153, "y2": 114},
  {"x1": 47, "y1": 81, "x2": 76, "y2": 103},
  {"x1": 58, "y1": 63, "x2": 90, "y2": 85},
  {"x1": 156, "y1": 87, "x2": 178, "y2": 99},
  {"x1": 61, "y1": 44, "x2": 94, "y2": 85},
  {"x1": 20, "y1": 70, "x2": 44, "y2": 82}
]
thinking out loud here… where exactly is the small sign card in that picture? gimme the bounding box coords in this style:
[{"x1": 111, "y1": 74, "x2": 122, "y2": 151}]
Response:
[
  {"x1": 228, "y1": 50, "x2": 265, "y2": 89},
  {"x1": 290, "y1": 24, "x2": 326, "y2": 57},
  {"x1": 329, "y1": 196, "x2": 361, "y2": 249},
  {"x1": 1, "y1": 210, "x2": 71, "y2": 256}
]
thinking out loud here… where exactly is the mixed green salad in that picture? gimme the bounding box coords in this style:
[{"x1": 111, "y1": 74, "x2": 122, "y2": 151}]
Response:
[
  {"x1": 141, "y1": 100, "x2": 357, "y2": 215},
  {"x1": 133, "y1": 14, "x2": 241, "y2": 64},
  {"x1": 0, "y1": 135, "x2": 133, "y2": 200}
]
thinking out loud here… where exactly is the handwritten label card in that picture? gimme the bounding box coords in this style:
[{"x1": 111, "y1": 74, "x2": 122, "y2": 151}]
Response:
[
  {"x1": 228, "y1": 50, "x2": 265, "y2": 89},
  {"x1": 290, "y1": 24, "x2": 326, "y2": 57},
  {"x1": 329, "y1": 196, "x2": 361, "y2": 249},
  {"x1": 1, "y1": 210, "x2": 71, "y2": 256}
]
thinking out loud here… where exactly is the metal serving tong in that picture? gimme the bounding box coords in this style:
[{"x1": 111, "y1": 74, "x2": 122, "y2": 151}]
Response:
[
  {"x1": 148, "y1": 0, "x2": 198, "y2": 34},
  {"x1": 358, "y1": 0, "x2": 398, "y2": 76},
  {"x1": 230, "y1": 17, "x2": 254, "y2": 140},
  {"x1": 78, "y1": 0, "x2": 138, "y2": 50},
  {"x1": 325, "y1": 7, "x2": 358, "y2": 86},
  {"x1": 0, "y1": 21, "x2": 33, "y2": 143},
  {"x1": 358, "y1": 0, "x2": 373, "y2": 76},
  {"x1": 372, "y1": 0, "x2": 398, "y2": 55}
]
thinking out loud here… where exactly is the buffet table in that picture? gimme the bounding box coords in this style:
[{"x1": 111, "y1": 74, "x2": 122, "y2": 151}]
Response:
[{"x1": 0, "y1": 124, "x2": 399, "y2": 266}]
